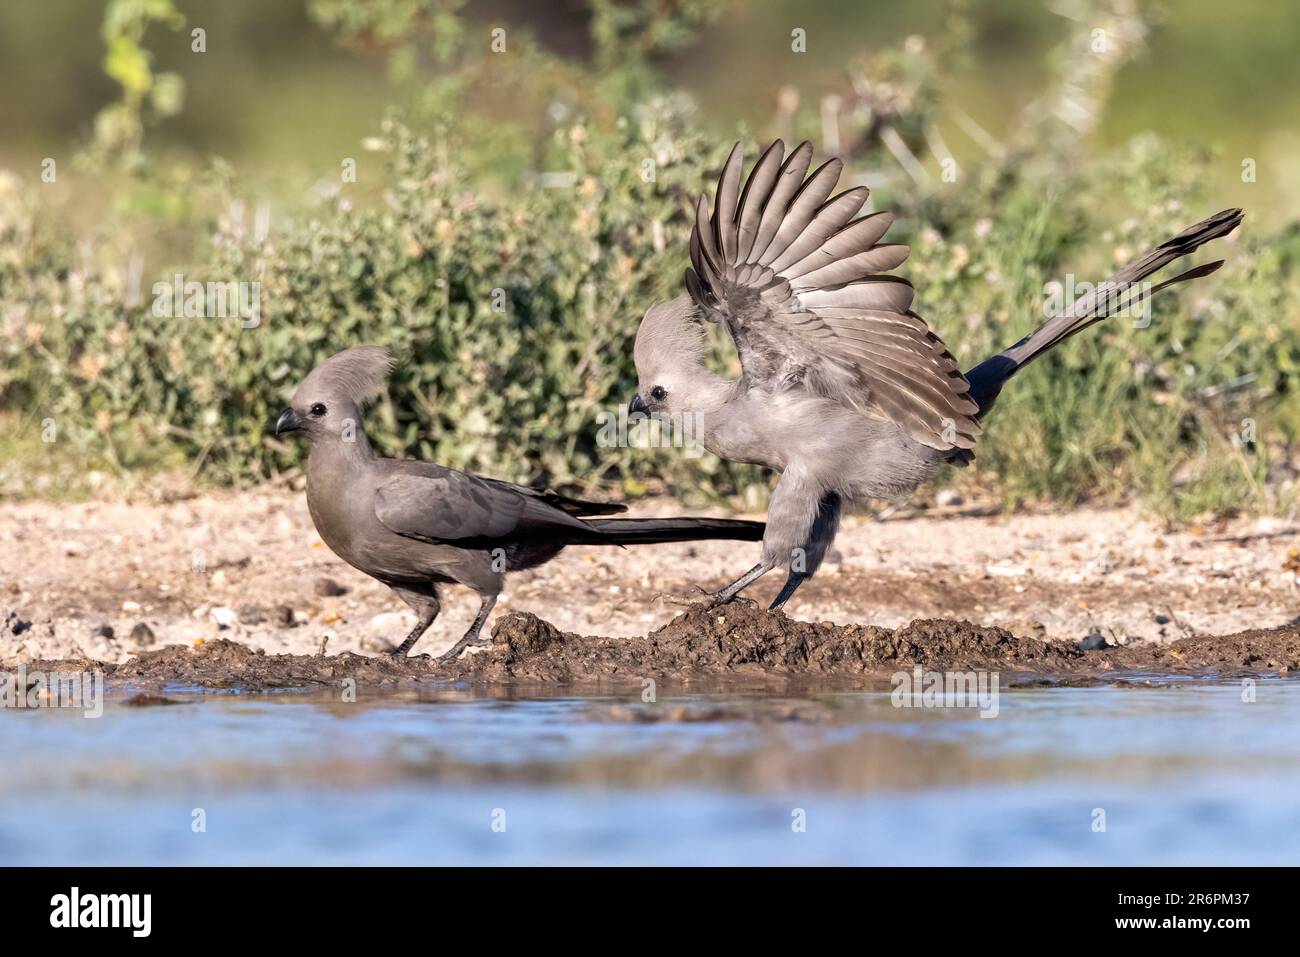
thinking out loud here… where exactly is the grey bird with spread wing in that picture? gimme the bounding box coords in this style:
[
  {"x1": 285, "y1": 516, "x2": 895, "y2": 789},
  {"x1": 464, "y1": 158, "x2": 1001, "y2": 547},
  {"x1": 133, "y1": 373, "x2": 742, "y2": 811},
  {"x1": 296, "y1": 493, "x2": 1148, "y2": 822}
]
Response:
[
  {"x1": 631, "y1": 140, "x2": 1242, "y2": 610},
  {"x1": 273, "y1": 347, "x2": 764, "y2": 660}
]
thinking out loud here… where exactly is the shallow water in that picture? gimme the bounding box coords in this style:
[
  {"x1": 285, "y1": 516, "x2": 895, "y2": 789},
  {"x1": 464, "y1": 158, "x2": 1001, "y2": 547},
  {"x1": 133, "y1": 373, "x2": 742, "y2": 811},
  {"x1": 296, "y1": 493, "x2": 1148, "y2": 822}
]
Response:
[{"x1": 2, "y1": 678, "x2": 1298, "y2": 865}]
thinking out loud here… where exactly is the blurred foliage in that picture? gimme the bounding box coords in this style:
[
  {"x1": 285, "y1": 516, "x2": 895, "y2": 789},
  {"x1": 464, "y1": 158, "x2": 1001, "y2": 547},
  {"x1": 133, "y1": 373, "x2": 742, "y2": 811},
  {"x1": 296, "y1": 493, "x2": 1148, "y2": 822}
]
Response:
[
  {"x1": 1, "y1": 0, "x2": 1297, "y2": 517},
  {"x1": 91, "y1": 0, "x2": 188, "y2": 169}
]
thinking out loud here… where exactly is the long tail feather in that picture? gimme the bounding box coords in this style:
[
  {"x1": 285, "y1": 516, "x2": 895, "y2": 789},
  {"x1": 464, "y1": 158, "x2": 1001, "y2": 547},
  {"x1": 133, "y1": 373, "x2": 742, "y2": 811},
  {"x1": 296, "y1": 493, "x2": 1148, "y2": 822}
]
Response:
[
  {"x1": 587, "y1": 517, "x2": 765, "y2": 545},
  {"x1": 965, "y1": 209, "x2": 1243, "y2": 414}
]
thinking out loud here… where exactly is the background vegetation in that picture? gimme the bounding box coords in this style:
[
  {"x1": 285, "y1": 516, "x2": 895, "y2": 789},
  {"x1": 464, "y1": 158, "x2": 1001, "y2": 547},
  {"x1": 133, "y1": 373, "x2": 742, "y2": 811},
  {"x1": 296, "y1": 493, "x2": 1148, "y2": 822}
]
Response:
[{"x1": 1, "y1": 0, "x2": 1297, "y2": 517}]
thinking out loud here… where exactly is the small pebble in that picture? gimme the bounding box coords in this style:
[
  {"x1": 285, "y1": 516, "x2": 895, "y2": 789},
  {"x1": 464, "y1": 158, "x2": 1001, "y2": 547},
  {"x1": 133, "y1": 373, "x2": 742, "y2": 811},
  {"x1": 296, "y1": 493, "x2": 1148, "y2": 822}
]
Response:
[
  {"x1": 210, "y1": 607, "x2": 238, "y2": 629},
  {"x1": 129, "y1": 622, "x2": 155, "y2": 646},
  {"x1": 935, "y1": 488, "x2": 964, "y2": 507},
  {"x1": 238, "y1": 604, "x2": 266, "y2": 624},
  {"x1": 314, "y1": 577, "x2": 347, "y2": 597},
  {"x1": 91, "y1": 623, "x2": 114, "y2": 640}
]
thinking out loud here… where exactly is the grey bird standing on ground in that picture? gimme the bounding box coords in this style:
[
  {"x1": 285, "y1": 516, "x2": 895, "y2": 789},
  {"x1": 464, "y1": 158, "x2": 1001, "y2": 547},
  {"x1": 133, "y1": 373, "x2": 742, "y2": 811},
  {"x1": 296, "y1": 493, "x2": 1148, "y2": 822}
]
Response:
[
  {"x1": 272, "y1": 347, "x2": 764, "y2": 660},
  {"x1": 631, "y1": 140, "x2": 1242, "y2": 610}
]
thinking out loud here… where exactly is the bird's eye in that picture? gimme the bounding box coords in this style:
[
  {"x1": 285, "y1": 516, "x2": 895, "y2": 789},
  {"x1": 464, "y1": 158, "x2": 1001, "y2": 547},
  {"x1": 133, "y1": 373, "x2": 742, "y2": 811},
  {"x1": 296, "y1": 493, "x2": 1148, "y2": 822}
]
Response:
[
  {"x1": 650, "y1": 386, "x2": 667, "y2": 402},
  {"x1": 309, "y1": 403, "x2": 327, "y2": 417}
]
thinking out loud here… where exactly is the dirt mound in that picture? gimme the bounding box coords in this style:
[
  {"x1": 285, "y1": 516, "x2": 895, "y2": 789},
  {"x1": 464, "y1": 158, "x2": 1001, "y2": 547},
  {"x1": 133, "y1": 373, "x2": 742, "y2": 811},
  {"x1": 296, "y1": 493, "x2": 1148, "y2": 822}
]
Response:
[
  {"x1": 17, "y1": 604, "x2": 1300, "y2": 690},
  {"x1": 1107, "y1": 623, "x2": 1300, "y2": 675},
  {"x1": 454, "y1": 603, "x2": 1300, "y2": 682},
  {"x1": 448, "y1": 603, "x2": 1083, "y2": 683}
]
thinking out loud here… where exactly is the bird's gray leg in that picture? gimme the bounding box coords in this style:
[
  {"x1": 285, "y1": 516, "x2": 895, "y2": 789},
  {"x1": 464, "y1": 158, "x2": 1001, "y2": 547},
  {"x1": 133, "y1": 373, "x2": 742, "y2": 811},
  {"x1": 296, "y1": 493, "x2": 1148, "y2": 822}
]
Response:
[
  {"x1": 393, "y1": 620, "x2": 431, "y2": 657},
  {"x1": 768, "y1": 492, "x2": 842, "y2": 612},
  {"x1": 706, "y1": 561, "x2": 774, "y2": 609},
  {"x1": 768, "y1": 572, "x2": 806, "y2": 611},
  {"x1": 388, "y1": 584, "x2": 440, "y2": 657},
  {"x1": 702, "y1": 473, "x2": 807, "y2": 608},
  {"x1": 708, "y1": 478, "x2": 840, "y2": 611},
  {"x1": 435, "y1": 594, "x2": 498, "y2": 663}
]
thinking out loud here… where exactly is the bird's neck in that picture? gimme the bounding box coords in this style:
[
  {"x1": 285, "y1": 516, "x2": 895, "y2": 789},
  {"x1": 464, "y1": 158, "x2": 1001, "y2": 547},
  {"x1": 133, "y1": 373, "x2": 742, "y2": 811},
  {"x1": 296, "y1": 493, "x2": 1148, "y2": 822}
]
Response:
[
  {"x1": 306, "y1": 428, "x2": 376, "y2": 485},
  {"x1": 303, "y1": 429, "x2": 378, "y2": 554}
]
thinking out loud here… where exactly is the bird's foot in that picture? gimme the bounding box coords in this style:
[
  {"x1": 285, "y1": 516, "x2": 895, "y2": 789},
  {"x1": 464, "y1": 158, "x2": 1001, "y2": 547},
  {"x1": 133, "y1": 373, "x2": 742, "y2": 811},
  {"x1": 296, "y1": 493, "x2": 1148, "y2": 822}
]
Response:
[
  {"x1": 652, "y1": 586, "x2": 710, "y2": 608},
  {"x1": 705, "y1": 590, "x2": 757, "y2": 612},
  {"x1": 434, "y1": 636, "x2": 491, "y2": 664},
  {"x1": 653, "y1": 584, "x2": 756, "y2": 610}
]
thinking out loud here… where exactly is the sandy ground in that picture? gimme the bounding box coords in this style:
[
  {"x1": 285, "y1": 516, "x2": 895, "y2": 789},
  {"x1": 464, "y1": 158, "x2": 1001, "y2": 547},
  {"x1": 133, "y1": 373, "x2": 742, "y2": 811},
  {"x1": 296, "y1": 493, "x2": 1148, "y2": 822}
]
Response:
[{"x1": 1, "y1": 491, "x2": 1297, "y2": 665}]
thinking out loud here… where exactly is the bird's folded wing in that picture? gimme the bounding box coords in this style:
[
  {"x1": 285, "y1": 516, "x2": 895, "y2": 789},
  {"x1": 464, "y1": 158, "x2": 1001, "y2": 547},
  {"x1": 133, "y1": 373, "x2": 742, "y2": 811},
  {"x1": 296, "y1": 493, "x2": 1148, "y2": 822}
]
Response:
[
  {"x1": 686, "y1": 140, "x2": 980, "y2": 451},
  {"x1": 478, "y1": 477, "x2": 627, "y2": 517},
  {"x1": 374, "y1": 468, "x2": 597, "y2": 546}
]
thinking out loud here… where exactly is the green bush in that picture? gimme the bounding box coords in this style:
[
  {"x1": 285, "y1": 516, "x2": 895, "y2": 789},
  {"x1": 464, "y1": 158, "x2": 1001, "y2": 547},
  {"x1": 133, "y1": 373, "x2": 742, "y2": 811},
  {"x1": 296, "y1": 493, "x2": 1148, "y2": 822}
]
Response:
[{"x1": 1, "y1": 0, "x2": 1296, "y2": 517}]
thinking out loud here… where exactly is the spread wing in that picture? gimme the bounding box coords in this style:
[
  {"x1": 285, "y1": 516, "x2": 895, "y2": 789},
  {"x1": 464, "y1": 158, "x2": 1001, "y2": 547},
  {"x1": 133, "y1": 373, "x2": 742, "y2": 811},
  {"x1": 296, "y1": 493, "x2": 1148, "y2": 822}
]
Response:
[
  {"x1": 686, "y1": 140, "x2": 980, "y2": 451},
  {"x1": 373, "y1": 462, "x2": 600, "y2": 547}
]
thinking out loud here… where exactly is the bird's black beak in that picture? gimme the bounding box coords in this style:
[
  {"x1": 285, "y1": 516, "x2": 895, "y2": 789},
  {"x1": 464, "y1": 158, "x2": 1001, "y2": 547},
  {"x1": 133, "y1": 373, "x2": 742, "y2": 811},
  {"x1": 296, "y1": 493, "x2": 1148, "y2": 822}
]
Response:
[
  {"x1": 273, "y1": 407, "x2": 304, "y2": 435},
  {"x1": 629, "y1": 394, "x2": 649, "y2": 416}
]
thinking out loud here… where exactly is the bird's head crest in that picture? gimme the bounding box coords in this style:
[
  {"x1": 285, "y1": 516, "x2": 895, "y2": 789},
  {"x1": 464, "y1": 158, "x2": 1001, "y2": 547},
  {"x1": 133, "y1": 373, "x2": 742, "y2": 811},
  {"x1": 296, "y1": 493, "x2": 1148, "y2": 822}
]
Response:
[
  {"x1": 633, "y1": 296, "x2": 706, "y2": 373},
  {"x1": 293, "y1": 345, "x2": 395, "y2": 409}
]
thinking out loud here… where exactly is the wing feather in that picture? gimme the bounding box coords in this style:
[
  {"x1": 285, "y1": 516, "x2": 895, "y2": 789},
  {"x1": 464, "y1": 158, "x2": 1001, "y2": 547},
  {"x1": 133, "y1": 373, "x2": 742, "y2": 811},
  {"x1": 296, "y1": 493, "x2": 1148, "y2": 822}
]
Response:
[
  {"x1": 374, "y1": 467, "x2": 600, "y2": 547},
  {"x1": 800, "y1": 277, "x2": 916, "y2": 313},
  {"x1": 768, "y1": 187, "x2": 871, "y2": 273},
  {"x1": 749, "y1": 142, "x2": 815, "y2": 263},
  {"x1": 734, "y1": 140, "x2": 785, "y2": 260},
  {"x1": 712, "y1": 143, "x2": 744, "y2": 263},
  {"x1": 757, "y1": 158, "x2": 843, "y2": 266},
  {"x1": 790, "y1": 246, "x2": 910, "y2": 289}
]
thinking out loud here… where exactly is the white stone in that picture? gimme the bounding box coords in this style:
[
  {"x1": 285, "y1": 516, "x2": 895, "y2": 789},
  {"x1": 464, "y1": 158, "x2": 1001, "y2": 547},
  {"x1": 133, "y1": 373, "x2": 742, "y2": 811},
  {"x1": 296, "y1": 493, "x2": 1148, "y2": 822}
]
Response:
[
  {"x1": 210, "y1": 607, "x2": 238, "y2": 629},
  {"x1": 368, "y1": 611, "x2": 409, "y2": 633},
  {"x1": 985, "y1": 564, "x2": 1027, "y2": 577}
]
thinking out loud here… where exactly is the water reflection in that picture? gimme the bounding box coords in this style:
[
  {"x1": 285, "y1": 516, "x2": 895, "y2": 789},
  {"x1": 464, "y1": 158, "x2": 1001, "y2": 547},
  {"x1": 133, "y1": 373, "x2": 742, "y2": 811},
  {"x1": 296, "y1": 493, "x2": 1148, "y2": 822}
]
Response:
[{"x1": 1, "y1": 680, "x2": 1296, "y2": 864}]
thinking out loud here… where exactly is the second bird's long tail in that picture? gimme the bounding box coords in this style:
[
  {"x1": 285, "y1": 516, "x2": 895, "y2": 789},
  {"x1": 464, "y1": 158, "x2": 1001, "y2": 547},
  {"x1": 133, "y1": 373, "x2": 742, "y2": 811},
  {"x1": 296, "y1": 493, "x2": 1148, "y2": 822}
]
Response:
[{"x1": 964, "y1": 208, "x2": 1243, "y2": 416}]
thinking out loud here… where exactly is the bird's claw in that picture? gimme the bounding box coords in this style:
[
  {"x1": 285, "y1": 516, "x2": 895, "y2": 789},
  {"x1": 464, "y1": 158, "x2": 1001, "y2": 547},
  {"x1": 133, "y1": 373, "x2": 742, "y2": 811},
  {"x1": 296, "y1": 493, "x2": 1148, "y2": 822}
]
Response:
[
  {"x1": 654, "y1": 583, "x2": 759, "y2": 610},
  {"x1": 652, "y1": 589, "x2": 706, "y2": 608},
  {"x1": 433, "y1": 636, "x2": 491, "y2": 664},
  {"x1": 705, "y1": 591, "x2": 757, "y2": 611}
]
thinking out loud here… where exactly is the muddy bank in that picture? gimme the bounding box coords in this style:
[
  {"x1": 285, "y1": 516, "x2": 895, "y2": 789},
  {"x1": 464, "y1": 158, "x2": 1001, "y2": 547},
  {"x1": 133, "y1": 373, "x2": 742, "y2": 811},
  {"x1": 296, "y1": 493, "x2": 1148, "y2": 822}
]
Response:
[
  {"x1": 17, "y1": 603, "x2": 1300, "y2": 691},
  {"x1": 454, "y1": 603, "x2": 1300, "y2": 683}
]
